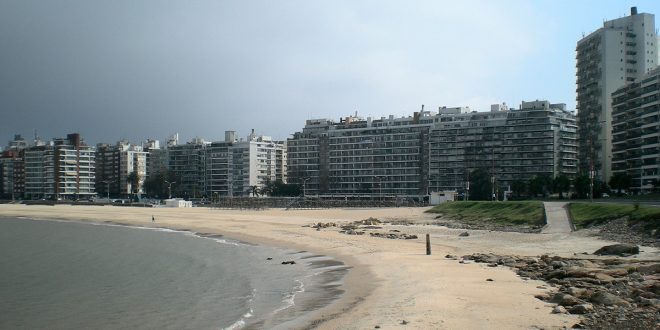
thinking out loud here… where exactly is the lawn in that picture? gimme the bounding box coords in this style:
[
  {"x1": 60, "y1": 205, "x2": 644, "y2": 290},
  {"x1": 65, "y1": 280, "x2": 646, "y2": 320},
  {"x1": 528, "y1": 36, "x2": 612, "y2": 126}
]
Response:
[
  {"x1": 569, "y1": 203, "x2": 660, "y2": 232},
  {"x1": 426, "y1": 201, "x2": 545, "y2": 227}
]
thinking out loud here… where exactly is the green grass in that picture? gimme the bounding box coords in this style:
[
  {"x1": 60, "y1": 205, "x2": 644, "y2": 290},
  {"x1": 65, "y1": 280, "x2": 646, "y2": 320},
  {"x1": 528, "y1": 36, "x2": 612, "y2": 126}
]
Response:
[
  {"x1": 426, "y1": 201, "x2": 545, "y2": 227},
  {"x1": 569, "y1": 203, "x2": 660, "y2": 232}
]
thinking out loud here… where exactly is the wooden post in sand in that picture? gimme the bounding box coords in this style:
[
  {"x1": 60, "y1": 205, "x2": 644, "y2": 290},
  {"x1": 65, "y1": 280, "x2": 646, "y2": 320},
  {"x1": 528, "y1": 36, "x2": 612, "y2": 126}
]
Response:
[{"x1": 426, "y1": 234, "x2": 431, "y2": 255}]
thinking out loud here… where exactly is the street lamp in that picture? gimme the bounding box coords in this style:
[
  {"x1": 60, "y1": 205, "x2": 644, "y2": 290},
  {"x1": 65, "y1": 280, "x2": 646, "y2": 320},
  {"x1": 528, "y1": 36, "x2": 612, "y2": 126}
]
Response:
[
  {"x1": 102, "y1": 180, "x2": 110, "y2": 201},
  {"x1": 302, "y1": 177, "x2": 310, "y2": 198},
  {"x1": 375, "y1": 175, "x2": 383, "y2": 202},
  {"x1": 165, "y1": 180, "x2": 175, "y2": 199}
]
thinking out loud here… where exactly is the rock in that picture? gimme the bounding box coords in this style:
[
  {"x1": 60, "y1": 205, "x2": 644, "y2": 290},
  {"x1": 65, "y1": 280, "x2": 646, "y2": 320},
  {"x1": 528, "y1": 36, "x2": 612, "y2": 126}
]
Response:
[
  {"x1": 486, "y1": 278, "x2": 494, "y2": 282},
  {"x1": 593, "y1": 244, "x2": 639, "y2": 256},
  {"x1": 636, "y1": 263, "x2": 660, "y2": 275},
  {"x1": 551, "y1": 260, "x2": 567, "y2": 269},
  {"x1": 266, "y1": 257, "x2": 272, "y2": 260},
  {"x1": 487, "y1": 263, "x2": 498, "y2": 267},
  {"x1": 459, "y1": 231, "x2": 470, "y2": 237},
  {"x1": 445, "y1": 254, "x2": 456, "y2": 259},
  {"x1": 400, "y1": 320, "x2": 409, "y2": 325},
  {"x1": 589, "y1": 291, "x2": 630, "y2": 306},
  {"x1": 567, "y1": 287, "x2": 591, "y2": 299},
  {"x1": 550, "y1": 293, "x2": 581, "y2": 306},
  {"x1": 569, "y1": 304, "x2": 594, "y2": 314},
  {"x1": 374, "y1": 326, "x2": 380, "y2": 329},
  {"x1": 552, "y1": 306, "x2": 568, "y2": 314},
  {"x1": 281, "y1": 260, "x2": 296, "y2": 265}
]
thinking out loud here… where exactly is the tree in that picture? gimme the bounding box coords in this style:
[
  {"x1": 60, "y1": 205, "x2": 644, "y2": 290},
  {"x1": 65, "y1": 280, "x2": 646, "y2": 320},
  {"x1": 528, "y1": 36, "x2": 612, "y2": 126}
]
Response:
[
  {"x1": 529, "y1": 174, "x2": 552, "y2": 197},
  {"x1": 468, "y1": 168, "x2": 492, "y2": 201},
  {"x1": 553, "y1": 175, "x2": 571, "y2": 199},
  {"x1": 609, "y1": 172, "x2": 632, "y2": 196},
  {"x1": 127, "y1": 171, "x2": 141, "y2": 196},
  {"x1": 573, "y1": 174, "x2": 591, "y2": 199},
  {"x1": 511, "y1": 180, "x2": 527, "y2": 199}
]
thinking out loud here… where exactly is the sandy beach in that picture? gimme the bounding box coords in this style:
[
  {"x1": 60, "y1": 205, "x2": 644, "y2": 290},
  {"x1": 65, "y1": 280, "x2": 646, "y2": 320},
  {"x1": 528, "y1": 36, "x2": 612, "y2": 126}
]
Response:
[{"x1": 2, "y1": 204, "x2": 657, "y2": 329}]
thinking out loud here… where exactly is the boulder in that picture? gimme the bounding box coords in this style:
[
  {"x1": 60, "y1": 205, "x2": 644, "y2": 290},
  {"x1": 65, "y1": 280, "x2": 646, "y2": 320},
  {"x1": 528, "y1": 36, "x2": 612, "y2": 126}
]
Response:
[
  {"x1": 569, "y1": 304, "x2": 594, "y2": 314},
  {"x1": 593, "y1": 244, "x2": 639, "y2": 256},
  {"x1": 636, "y1": 263, "x2": 660, "y2": 275},
  {"x1": 589, "y1": 291, "x2": 630, "y2": 306},
  {"x1": 459, "y1": 231, "x2": 470, "y2": 237},
  {"x1": 550, "y1": 293, "x2": 581, "y2": 306},
  {"x1": 552, "y1": 306, "x2": 568, "y2": 314}
]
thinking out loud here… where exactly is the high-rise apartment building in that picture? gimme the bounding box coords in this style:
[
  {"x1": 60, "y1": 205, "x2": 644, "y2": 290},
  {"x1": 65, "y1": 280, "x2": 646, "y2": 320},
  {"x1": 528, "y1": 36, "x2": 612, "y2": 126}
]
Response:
[
  {"x1": 288, "y1": 111, "x2": 434, "y2": 197},
  {"x1": 205, "y1": 131, "x2": 287, "y2": 197},
  {"x1": 167, "y1": 138, "x2": 208, "y2": 198},
  {"x1": 611, "y1": 66, "x2": 660, "y2": 193},
  {"x1": 95, "y1": 140, "x2": 147, "y2": 198},
  {"x1": 288, "y1": 102, "x2": 577, "y2": 198},
  {"x1": 576, "y1": 7, "x2": 659, "y2": 182},
  {"x1": 24, "y1": 133, "x2": 95, "y2": 200},
  {"x1": 429, "y1": 101, "x2": 578, "y2": 192},
  {"x1": 0, "y1": 135, "x2": 28, "y2": 199}
]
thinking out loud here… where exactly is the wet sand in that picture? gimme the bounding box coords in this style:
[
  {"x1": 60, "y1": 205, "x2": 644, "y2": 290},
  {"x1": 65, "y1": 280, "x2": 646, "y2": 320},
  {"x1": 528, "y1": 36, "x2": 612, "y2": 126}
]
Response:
[{"x1": 2, "y1": 204, "x2": 655, "y2": 329}]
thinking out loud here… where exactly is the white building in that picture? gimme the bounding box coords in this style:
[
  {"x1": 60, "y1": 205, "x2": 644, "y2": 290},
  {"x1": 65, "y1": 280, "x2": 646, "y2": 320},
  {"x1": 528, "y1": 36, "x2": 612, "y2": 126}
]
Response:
[
  {"x1": 576, "y1": 6, "x2": 660, "y2": 182},
  {"x1": 205, "y1": 130, "x2": 287, "y2": 197},
  {"x1": 24, "y1": 133, "x2": 95, "y2": 200}
]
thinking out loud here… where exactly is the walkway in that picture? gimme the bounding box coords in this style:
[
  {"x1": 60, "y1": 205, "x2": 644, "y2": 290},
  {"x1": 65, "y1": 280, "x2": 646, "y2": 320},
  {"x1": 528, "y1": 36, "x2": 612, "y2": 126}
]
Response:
[{"x1": 541, "y1": 202, "x2": 573, "y2": 234}]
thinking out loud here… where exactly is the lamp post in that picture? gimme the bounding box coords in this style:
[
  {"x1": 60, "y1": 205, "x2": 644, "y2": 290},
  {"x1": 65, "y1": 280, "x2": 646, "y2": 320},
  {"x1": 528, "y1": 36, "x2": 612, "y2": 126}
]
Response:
[
  {"x1": 302, "y1": 177, "x2": 310, "y2": 198},
  {"x1": 103, "y1": 180, "x2": 110, "y2": 201},
  {"x1": 165, "y1": 180, "x2": 175, "y2": 199},
  {"x1": 375, "y1": 175, "x2": 383, "y2": 202}
]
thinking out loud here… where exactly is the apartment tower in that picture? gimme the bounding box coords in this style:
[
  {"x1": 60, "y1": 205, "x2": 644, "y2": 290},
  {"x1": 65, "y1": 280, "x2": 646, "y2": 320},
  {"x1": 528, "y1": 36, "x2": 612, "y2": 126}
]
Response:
[{"x1": 576, "y1": 6, "x2": 659, "y2": 182}]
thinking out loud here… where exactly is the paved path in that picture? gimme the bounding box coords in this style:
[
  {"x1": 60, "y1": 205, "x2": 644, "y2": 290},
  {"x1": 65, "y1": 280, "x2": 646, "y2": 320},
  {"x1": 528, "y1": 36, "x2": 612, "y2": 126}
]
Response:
[{"x1": 541, "y1": 202, "x2": 573, "y2": 234}]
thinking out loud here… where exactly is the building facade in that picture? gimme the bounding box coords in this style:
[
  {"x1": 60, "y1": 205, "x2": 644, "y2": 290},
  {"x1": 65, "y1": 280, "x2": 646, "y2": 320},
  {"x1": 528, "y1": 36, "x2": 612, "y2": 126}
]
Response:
[
  {"x1": 167, "y1": 138, "x2": 208, "y2": 198},
  {"x1": 576, "y1": 7, "x2": 659, "y2": 182},
  {"x1": 205, "y1": 130, "x2": 288, "y2": 197},
  {"x1": 429, "y1": 101, "x2": 578, "y2": 193},
  {"x1": 612, "y1": 66, "x2": 660, "y2": 193},
  {"x1": 24, "y1": 133, "x2": 95, "y2": 200},
  {"x1": 288, "y1": 111, "x2": 434, "y2": 198},
  {"x1": 288, "y1": 102, "x2": 577, "y2": 198},
  {"x1": 95, "y1": 140, "x2": 147, "y2": 198}
]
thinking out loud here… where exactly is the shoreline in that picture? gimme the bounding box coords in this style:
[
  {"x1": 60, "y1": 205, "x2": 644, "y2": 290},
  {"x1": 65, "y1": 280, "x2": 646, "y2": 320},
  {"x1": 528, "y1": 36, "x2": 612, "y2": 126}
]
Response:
[
  {"x1": 0, "y1": 215, "x2": 359, "y2": 329},
  {"x1": 4, "y1": 204, "x2": 656, "y2": 328}
]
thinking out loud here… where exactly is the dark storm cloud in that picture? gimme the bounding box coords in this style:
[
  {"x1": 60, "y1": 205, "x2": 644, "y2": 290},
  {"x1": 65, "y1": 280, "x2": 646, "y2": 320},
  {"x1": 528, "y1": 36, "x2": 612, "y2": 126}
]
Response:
[{"x1": 1, "y1": 0, "x2": 559, "y2": 146}]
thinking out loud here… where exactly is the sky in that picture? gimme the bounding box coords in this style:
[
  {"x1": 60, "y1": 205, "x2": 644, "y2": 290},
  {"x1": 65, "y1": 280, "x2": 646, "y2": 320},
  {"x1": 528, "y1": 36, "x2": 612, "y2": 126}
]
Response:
[{"x1": 2, "y1": 0, "x2": 660, "y2": 146}]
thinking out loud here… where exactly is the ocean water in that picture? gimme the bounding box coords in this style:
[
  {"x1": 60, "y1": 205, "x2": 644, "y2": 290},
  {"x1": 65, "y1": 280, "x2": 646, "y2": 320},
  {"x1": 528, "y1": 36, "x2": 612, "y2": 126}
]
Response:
[{"x1": 0, "y1": 217, "x2": 348, "y2": 329}]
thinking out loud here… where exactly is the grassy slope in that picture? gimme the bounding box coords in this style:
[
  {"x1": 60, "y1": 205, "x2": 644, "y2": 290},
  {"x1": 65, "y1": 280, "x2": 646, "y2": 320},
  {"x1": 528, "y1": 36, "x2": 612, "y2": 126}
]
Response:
[
  {"x1": 569, "y1": 203, "x2": 660, "y2": 231},
  {"x1": 426, "y1": 201, "x2": 545, "y2": 227}
]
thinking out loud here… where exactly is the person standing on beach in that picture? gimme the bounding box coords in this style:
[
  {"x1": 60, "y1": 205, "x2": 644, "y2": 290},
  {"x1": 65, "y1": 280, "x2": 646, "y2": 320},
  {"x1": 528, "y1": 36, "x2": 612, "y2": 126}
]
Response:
[{"x1": 152, "y1": 215, "x2": 155, "y2": 223}]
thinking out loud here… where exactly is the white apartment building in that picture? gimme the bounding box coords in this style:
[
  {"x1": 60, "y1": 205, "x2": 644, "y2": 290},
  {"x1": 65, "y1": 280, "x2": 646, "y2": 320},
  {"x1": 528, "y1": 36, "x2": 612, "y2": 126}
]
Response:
[
  {"x1": 24, "y1": 133, "x2": 95, "y2": 200},
  {"x1": 576, "y1": 6, "x2": 659, "y2": 182},
  {"x1": 205, "y1": 130, "x2": 287, "y2": 197}
]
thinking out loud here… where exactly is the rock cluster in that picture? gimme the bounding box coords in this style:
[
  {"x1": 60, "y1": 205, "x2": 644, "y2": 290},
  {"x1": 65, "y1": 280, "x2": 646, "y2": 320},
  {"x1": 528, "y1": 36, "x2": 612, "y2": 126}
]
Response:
[
  {"x1": 589, "y1": 217, "x2": 660, "y2": 248},
  {"x1": 460, "y1": 252, "x2": 660, "y2": 329},
  {"x1": 433, "y1": 220, "x2": 542, "y2": 233},
  {"x1": 369, "y1": 232, "x2": 418, "y2": 240}
]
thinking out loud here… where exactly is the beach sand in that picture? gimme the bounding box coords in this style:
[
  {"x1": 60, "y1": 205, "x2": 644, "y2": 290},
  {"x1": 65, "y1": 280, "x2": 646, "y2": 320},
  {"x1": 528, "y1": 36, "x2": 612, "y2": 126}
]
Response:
[{"x1": 2, "y1": 204, "x2": 656, "y2": 329}]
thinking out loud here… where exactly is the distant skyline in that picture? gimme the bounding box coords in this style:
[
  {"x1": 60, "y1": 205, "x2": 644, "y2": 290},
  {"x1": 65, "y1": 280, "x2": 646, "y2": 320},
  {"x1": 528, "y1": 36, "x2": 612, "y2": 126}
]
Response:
[{"x1": 2, "y1": 0, "x2": 659, "y2": 145}]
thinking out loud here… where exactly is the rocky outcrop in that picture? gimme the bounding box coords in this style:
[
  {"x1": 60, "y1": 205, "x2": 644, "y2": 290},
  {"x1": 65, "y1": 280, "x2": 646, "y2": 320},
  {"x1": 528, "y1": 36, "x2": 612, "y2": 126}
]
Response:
[
  {"x1": 593, "y1": 243, "x2": 640, "y2": 256},
  {"x1": 460, "y1": 253, "x2": 660, "y2": 329}
]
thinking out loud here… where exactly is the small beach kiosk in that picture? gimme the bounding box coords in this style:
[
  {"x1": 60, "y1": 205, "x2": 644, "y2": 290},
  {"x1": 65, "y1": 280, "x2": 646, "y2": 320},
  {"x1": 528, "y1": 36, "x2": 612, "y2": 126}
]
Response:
[{"x1": 164, "y1": 198, "x2": 193, "y2": 208}]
